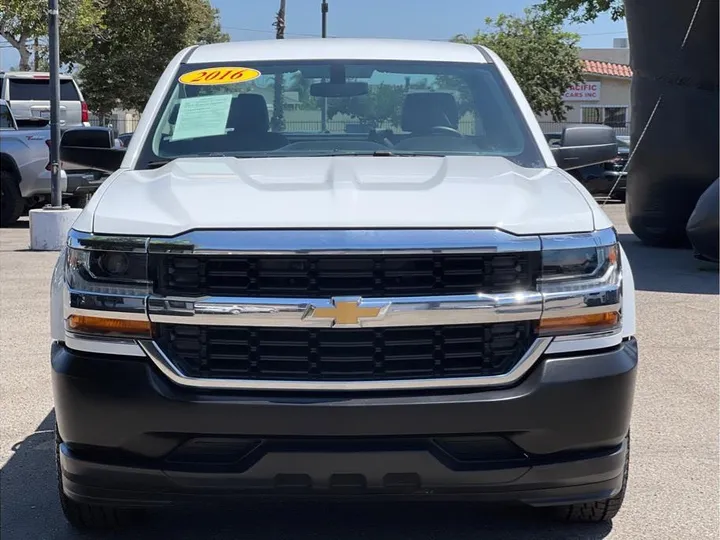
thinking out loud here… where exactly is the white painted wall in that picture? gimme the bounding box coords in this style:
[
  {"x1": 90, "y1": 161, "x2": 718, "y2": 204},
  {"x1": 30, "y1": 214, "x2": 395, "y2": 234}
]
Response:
[{"x1": 536, "y1": 75, "x2": 631, "y2": 127}]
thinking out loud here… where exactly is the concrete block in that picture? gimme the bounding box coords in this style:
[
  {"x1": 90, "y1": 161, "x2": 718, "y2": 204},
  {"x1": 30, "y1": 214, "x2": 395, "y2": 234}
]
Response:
[{"x1": 29, "y1": 207, "x2": 82, "y2": 251}]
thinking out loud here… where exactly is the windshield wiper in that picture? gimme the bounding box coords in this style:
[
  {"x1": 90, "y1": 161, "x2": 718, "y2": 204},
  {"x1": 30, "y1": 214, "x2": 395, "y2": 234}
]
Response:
[
  {"x1": 371, "y1": 150, "x2": 446, "y2": 157},
  {"x1": 145, "y1": 153, "x2": 228, "y2": 169},
  {"x1": 146, "y1": 159, "x2": 175, "y2": 169}
]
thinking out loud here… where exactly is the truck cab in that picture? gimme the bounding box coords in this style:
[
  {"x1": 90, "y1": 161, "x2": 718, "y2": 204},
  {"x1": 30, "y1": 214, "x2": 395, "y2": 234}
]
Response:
[{"x1": 51, "y1": 39, "x2": 637, "y2": 530}]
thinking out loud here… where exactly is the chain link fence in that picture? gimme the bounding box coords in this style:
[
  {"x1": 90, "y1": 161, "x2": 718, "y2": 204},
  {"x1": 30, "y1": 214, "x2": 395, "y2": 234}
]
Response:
[{"x1": 88, "y1": 113, "x2": 140, "y2": 135}]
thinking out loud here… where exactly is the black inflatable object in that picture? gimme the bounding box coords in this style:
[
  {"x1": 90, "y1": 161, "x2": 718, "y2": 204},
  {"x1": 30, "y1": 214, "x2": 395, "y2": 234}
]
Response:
[
  {"x1": 624, "y1": 0, "x2": 719, "y2": 247},
  {"x1": 686, "y1": 178, "x2": 719, "y2": 263}
]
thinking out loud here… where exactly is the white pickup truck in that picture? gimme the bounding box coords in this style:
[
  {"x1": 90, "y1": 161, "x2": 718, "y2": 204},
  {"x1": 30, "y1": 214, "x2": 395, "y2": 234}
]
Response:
[
  {"x1": 51, "y1": 39, "x2": 638, "y2": 530},
  {"x1": 0, "y1": 99, "x2": 103, "y2": 226}
]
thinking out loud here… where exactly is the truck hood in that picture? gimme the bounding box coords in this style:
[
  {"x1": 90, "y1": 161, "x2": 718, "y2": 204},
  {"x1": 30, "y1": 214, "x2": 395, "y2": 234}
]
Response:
[{"x1": 88, "y1": 156, "x2": 596, "y2": 236}]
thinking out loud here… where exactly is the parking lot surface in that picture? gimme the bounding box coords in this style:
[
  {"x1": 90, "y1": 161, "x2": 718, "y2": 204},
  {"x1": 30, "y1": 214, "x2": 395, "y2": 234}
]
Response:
[{"x1": 1, "y1": 204, "x2": 718, "y2": 540}]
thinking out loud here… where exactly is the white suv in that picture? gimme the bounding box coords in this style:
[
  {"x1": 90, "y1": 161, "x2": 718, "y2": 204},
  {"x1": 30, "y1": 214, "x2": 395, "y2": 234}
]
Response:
[{"x1": 0, "y1": 71, "x2": 90, "y2": 127}]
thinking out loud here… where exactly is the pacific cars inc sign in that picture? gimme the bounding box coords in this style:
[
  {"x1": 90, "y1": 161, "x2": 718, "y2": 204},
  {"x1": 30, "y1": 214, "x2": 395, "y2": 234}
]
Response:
[{"x1": 563, "y1": 82, "x2": 601, "y2": 101}]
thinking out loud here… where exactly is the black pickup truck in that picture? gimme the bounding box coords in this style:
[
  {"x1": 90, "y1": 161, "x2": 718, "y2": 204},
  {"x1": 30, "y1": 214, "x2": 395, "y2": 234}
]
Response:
[{"x1": 546, "y1": 132, "x2": 629, "y2": 201}]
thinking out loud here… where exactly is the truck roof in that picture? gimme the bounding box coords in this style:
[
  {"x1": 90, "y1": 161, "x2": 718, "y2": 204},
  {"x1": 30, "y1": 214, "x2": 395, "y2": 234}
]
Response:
[{"x1": 187, "y1": 38, "x2": 491, "y2": 65}]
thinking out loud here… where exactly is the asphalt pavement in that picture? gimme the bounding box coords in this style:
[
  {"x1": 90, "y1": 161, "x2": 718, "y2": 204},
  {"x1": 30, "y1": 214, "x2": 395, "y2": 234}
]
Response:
[{"x1": 1, "y1": 204, "x2": 718, "y2": 540}]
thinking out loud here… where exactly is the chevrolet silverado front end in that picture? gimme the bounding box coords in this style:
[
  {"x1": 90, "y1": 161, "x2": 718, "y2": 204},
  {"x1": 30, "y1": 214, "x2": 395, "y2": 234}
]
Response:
[{"x1": 50, "y1": 38, "x2": 638, "y2": 530}]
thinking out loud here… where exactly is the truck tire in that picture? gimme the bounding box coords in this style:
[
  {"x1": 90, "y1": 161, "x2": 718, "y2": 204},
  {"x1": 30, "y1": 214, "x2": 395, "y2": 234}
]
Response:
[
  {"x1": 551, "y1": 434, "x2": 630, "y2": 523},
  {"x1": 55, "y1": 427, "x2": 137, "y2": 530},
  {"x1": 1, "y1": 169, "x2": 25, "y2": 227}
]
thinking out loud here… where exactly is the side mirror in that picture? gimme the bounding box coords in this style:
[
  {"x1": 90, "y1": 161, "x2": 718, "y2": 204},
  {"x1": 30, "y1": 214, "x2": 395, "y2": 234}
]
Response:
[
  {"x1": 551, "y1": 125, "x2": 618, "y2": 170},
  {"x1": 60, "y1": 127, "x2": 125, "y2": 173}
]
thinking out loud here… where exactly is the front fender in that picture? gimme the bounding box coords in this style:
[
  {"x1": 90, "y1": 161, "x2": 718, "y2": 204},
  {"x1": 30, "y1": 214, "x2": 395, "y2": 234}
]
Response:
[
  {"x1": 50, "y1": 247, "x2": 66, "y2": 342},
  {"x1": 620, "y1": 243, "x2": 636, "y2": 338}
]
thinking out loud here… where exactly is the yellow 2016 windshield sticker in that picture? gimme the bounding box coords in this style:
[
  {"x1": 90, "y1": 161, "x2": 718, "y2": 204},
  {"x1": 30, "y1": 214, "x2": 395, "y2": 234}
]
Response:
[{"x1": 178, "y1": 67, "x2": 261, "y2": 86}]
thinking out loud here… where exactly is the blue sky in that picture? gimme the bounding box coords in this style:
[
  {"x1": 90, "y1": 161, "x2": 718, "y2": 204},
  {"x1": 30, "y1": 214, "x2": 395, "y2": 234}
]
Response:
[{"x1": 0, "y1": 0, "x2": 627, "y2": 70}]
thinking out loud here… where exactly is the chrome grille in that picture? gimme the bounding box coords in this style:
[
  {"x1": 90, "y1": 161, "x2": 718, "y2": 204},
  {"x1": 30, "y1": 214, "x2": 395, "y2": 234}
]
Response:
[{"x1": 154, "y1": 322, "x2": 537, "y2": 382}]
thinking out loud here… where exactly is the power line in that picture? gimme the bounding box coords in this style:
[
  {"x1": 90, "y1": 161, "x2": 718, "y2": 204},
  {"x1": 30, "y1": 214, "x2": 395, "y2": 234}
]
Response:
[
  {"x1": 223, "y1": 25, "x2": 624, "y2": 39},
  {"x1": 2, "y1": 27, "x2": 625, "y2": 46}
]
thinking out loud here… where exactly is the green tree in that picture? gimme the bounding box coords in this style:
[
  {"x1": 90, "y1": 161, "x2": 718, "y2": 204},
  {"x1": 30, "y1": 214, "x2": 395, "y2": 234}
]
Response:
[
  {"x1": 452, "y1": 8, "x2": 585, "y2": 121},
  {"x1": 536, "y1": 0, "x2": 625, "y2": 23},
  {"x1": 287, "y1": 72, "x2": 316, "y2": 110},
  {"x1": 328, "y1": 84, "x2": 406, "y2": 129},
  {"x1": 0, "y1": 0, "x2": 104, "y2": 71},
  {"x1": 74, "y1": 0, "x2": 228, "y2": 115}
]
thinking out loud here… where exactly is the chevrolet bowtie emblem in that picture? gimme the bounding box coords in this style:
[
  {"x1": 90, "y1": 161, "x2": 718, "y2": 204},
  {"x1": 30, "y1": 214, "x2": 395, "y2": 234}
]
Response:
[{"x1": 304, "y1": 297, "x2": 390, "y2": 327}]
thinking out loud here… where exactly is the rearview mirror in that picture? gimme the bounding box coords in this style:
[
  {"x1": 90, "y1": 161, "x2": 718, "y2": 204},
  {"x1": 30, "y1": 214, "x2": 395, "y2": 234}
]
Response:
[
  {"x1": 551, "y1": 125, "x2": 618, "y2": 170},
  {"x1": 299, "y1": 66, "x2": 374, "y2": 79},
  {"x1": 60, "y1": 127, "x2": 125, "y2": 173},
  {"x1": 310, "y1": 82, "x2": 369, "y2": 98}
]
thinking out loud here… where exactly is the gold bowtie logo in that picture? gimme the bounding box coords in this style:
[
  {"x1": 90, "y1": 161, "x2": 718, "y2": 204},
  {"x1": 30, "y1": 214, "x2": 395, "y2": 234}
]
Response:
[{"x1": 305, "y1": 297, "x2": 389, "y2": 327}]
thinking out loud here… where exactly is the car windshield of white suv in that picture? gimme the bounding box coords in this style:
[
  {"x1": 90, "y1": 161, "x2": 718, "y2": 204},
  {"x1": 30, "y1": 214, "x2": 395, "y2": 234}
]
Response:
[{"x1": 141, "y1": 60, "x2": 543, "y2": 168}]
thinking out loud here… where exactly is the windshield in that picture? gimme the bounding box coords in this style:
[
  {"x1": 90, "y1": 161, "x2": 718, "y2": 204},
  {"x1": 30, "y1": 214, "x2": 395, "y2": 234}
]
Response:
[
  {"x1": 138, "y1": 60, "x2": 544, "y2": 169},
  {"x1": 0, "y1": 103, "x2": 13, "y2": 129},
  {"x1": 616, "y1": 136, "x2": 630, "y2": 150}
]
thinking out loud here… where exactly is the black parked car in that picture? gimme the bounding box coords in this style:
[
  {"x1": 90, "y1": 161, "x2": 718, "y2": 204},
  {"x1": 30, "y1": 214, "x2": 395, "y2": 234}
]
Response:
[{"x1": 546, "y1": 133, "x2": 629, "y2": 201}]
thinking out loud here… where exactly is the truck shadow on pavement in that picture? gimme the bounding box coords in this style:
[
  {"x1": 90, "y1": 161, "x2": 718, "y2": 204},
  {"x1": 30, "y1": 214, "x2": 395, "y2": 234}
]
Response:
[
  {"x1": 2, "y1": 216, "x2": 30, "y2": 229},
  {"x1": 1, "y1": 412, "x2": 614, "y2": 540},
  {"x1": 618, "y1": 234, "x2": 719, "y2": 295}
]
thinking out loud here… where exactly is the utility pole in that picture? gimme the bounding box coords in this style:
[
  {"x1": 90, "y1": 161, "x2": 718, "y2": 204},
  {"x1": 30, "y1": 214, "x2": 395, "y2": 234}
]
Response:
[
  {"x1": 271, "y1": 0, "x2": 286, "y2": 132},
  {"x1": 48, "y1": 0, "x2": 62, "y2": 208},
  {"x1": 320, "y1": 0, "x2": 328, "y2": 132},
  {"x1": 322, "y1": 0, "x2": 328, "y2": 38}
]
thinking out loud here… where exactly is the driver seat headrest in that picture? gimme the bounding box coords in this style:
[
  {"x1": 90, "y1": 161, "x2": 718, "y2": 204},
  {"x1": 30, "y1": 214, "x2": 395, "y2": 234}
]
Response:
[
  {"x1": 401, "y1": 92, "x2": 459, "y2": 133},
  {"x1": 228, "y1": 93, "x2": 270, "y2": 133}
]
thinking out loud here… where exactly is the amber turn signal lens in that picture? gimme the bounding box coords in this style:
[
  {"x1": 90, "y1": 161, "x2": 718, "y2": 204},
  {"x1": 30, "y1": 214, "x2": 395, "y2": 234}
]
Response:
[
  {"x1": 67, "y1": 315, "x2": 151, "y2": 337},
  {"x1": 539, "y1": 312, "x2": 619, "y2": 335},
  {"x1": 607, "y1": 244, "x2": 619, "y2": 265}
]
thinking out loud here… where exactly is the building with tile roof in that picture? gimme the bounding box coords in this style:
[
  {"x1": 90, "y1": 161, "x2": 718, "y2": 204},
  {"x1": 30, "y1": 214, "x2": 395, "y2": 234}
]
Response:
[
  {"x1": 582, "y1": 59, "x2": 633, "y2": 79},
  {"x1": 537, "y1": 42, "x2": 633, "y2": 135}
]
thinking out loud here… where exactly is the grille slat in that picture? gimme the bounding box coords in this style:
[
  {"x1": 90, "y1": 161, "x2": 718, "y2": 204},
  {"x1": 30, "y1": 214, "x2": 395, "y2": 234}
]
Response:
[
  {"x1": 151, "y1": 253, "x2": 539, "y2": 298},
  {"x1": 155, "y1": 322, "x2": 536, "y2": 382}
]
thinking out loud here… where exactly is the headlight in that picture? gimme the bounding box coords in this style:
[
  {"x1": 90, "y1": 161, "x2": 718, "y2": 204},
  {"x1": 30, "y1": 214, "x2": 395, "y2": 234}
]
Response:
[
  {"x1": 67, "y1": 248, "x2": 148, "y2": 287},
  {"x1": 538, "y1": 232, "x2": 622, "y2": 337},
  {"x1": 65, "y1": 232, "x2": 151, "y2": 338},
  {"x1": 540, "y1": 243, "x2": 618, "y2": 284}
]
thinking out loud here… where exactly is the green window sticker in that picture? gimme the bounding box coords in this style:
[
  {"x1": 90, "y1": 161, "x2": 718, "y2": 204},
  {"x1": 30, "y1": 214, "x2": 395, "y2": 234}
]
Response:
[{"x1": 170, "y1": 94, "x2": 233, "y2": 142}]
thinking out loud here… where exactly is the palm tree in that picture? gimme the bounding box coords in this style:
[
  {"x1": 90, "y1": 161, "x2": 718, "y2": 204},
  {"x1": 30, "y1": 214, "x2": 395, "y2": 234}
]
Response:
[
  {"x1": 287, "y1": 72, "x2": 314, "y2": 110},
  {"x1": 270, "y1": 0, "x2": 286, "y2": 131}
]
